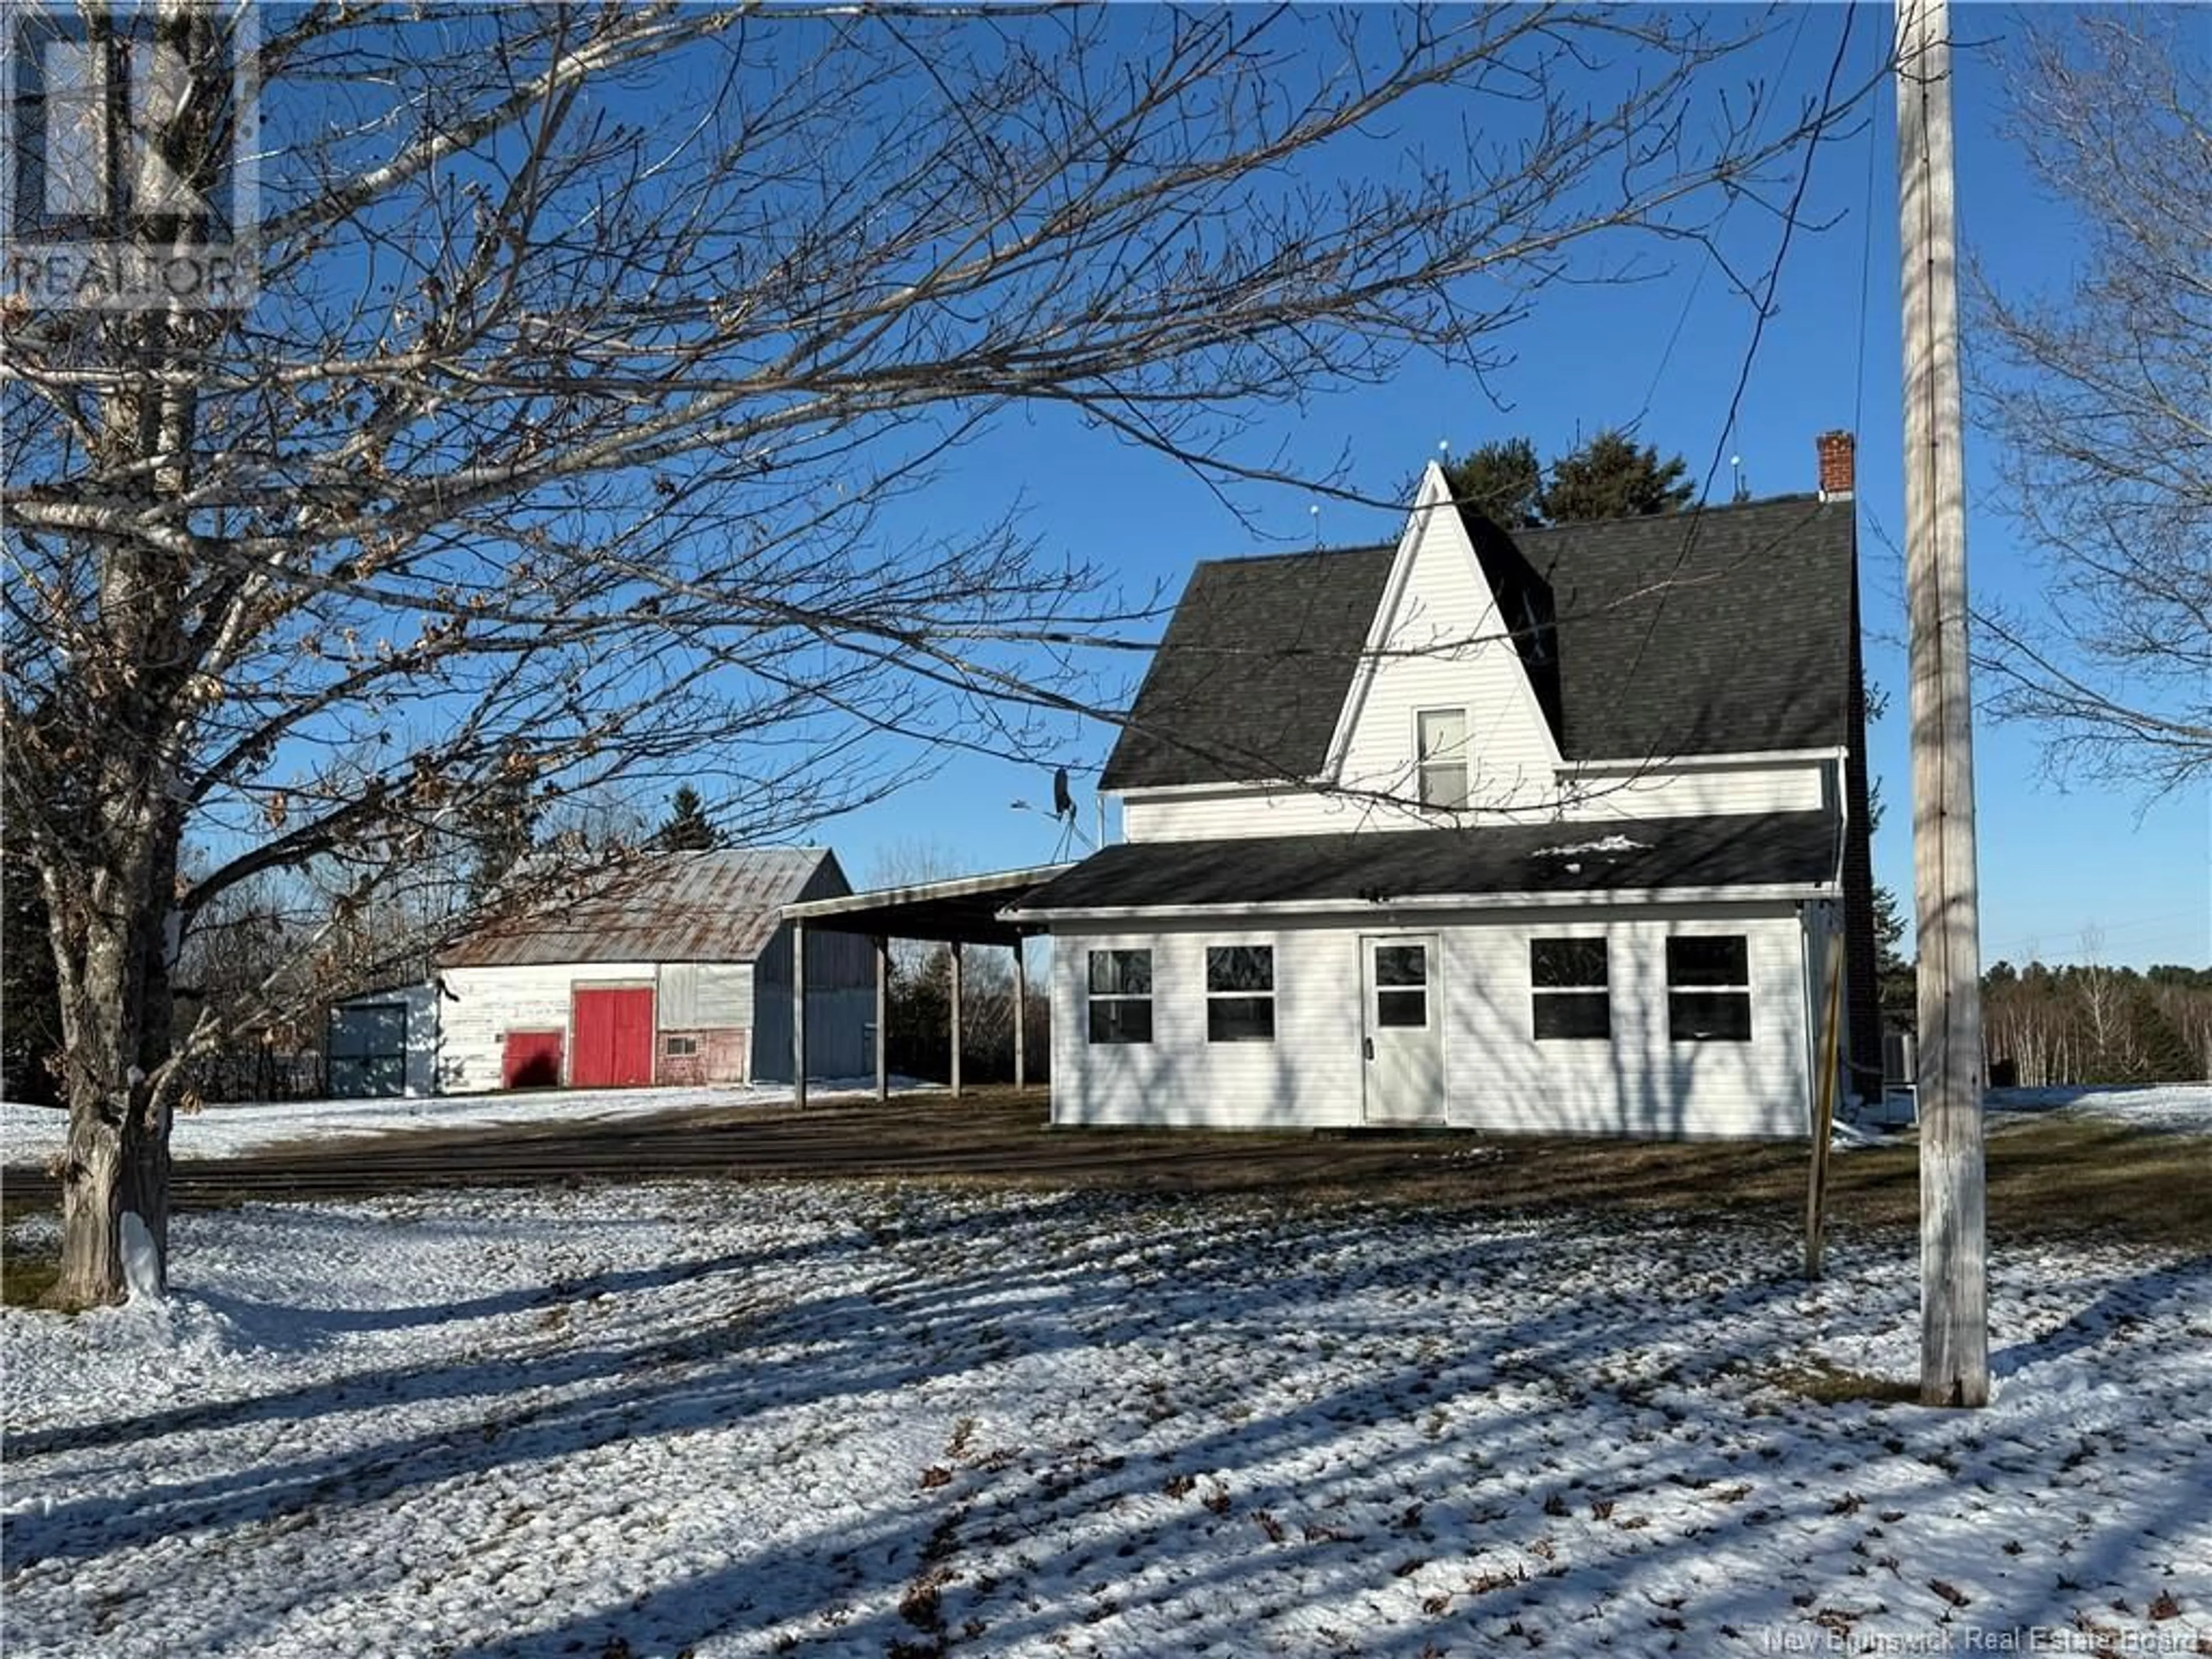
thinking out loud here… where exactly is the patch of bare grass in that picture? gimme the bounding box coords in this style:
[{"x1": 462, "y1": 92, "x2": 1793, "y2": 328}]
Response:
[
  {"x1": 1759, "y1": 1362, "x2": 1920, "y2": 1407},
  {"x1": 2, "y1": 1243, "x2": 62, "y2": 1309}
]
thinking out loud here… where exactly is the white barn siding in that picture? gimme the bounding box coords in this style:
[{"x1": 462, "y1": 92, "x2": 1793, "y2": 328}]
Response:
[
  {"x1": 437, "y1": 960, "x2": 659, "y2": 1094},
  {"x1": 657, "y1": 961, "x2": 752, "y2": 1028},
  {"x1": 1050, "y1": 904, "x2": 1811, "y2": 1139}
]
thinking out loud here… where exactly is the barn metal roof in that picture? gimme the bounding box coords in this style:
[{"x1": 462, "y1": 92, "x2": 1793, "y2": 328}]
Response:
[{"x1": 440, "y1": 847, "x2": 843, "y2": 968}]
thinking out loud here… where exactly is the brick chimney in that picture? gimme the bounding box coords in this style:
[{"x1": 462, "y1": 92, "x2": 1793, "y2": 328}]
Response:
[{"x1": 1817, "y1": 430, "x2": 1856, "y2": 501}]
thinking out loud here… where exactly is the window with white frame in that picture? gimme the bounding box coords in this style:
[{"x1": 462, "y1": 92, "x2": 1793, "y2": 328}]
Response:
[
  {"x1": 1530, "y1": 938, "x2": 1609, "y2": 1040},
  {"x1": 1416, "y1": 707, "x2": 1469, "y2": 808},
  {"x1": 1666, "y1": 936, "x2": 1752, "y2": 1041},
  {"x1": 1205, "y1": 945, "x2": 1274, "y2": 1041},
  {"x1": 1087, "y1": 949, "x2": 1153, "y2": 1044},
  {"x1": 664, "y1": 1034, "x2": 698, "y2": 1058}
]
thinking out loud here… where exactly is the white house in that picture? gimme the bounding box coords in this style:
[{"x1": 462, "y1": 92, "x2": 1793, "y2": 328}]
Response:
[
  {"x1": 436, "y1": 847, "x2": 874, "y2": 1093},
  {"x1": 1002, "y1": 434, "x2": 1879, "y2": 1139}
]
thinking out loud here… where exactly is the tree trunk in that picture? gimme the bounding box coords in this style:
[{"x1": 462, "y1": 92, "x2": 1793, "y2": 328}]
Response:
[{"x1": 48, "y1": 831, "x2": 177, "y2": 1310}]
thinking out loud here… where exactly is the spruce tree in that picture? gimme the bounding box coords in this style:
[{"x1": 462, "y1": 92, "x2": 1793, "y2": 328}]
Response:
[
  {"x1": 655, "y1": 786, "x2": 721, "y2": 852},
  {"x1": 1441, "y1": 437, "x2": 1544, "y2": 527},
  {"x1": 1539, "y1": 429, "x2": 1695, "y2": 522}
]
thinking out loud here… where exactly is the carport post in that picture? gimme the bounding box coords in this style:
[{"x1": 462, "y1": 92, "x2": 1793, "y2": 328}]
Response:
[
  {"x1": 949, "y1": 941, "x2": 963, "y2": 1099},
  {"x1": 874, "y1": 935, "x2": 890, "y2": 1103},
  {"x1": 1013, "y1": 940, "x2": 1027, "y2": 1090},
  {"x1": 791, "y1": 918, "x2": 808, "y2": 1109}
]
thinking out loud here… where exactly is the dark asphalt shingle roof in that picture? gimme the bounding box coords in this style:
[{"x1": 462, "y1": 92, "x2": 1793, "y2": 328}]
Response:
[
  {"x1": 1098, "y1": 546, "x2": 1395, "y2": 791},
  {"x1": 1011, "y1": 811, "x2": 1839, "y2": 914},
  {"x1": 1097, "y1": 494, "x2": 1855, "y2": 788},
  {"x1": 1501, "y1": 495, "x2": 1855, "y2": 760}
]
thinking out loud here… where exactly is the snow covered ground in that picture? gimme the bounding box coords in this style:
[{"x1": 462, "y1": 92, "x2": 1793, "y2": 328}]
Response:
[
  {"x1": 6, "y1": 1080, "x2": 2204, "y2": 1169},
  {"x1": 0, "y1": 1078, "x2": 894, "y2": 1164},
  {"x1": 5, "y1": 1183, "x2": 2207, "y2": 1657},
  {"x1": 1986, "y1": 1082, "x2": 2212, "y2": 1134}
]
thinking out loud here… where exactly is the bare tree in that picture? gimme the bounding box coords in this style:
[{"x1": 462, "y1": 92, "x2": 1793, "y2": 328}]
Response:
[
  {"x1": 1967, "y1": 9, "x2": 2212, "y2": 796},
  {"x1": 3, "y1": 2, "x2": 1867, "y2": 1305}
]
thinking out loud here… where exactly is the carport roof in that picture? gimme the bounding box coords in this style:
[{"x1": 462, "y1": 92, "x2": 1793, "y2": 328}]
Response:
[{"x1": 782, "y1": 864, "x2": 1073, "y2": 946}]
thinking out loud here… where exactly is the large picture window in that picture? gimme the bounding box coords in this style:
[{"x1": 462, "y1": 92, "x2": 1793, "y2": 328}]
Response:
[
  {"x1": 1667, "y1": 936, "x2": 1752, "y2": 1041},
  {"x1": 1087, "y1": 949, "x2": 1153, "y2": 1044},
  {"x1": 1531, "y1": 938, "x2": 1609, "y2": 1040},
  {"x1": 1206, "y1": 945, "x2": 1275, "y2": 1042},
  {"x1": 1416, "y1": 708, "x2": 1469, "y2": 809}
]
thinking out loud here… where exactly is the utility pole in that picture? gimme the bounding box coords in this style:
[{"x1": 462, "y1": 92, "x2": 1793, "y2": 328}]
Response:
[{"x1": 1896, "y1": 0, "x2": 1988, "y2": 1408}]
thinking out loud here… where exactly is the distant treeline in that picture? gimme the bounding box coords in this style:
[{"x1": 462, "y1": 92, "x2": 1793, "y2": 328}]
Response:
[{"x1": 1979, "y1": 962, "x2": 2210, "y2": 1087}]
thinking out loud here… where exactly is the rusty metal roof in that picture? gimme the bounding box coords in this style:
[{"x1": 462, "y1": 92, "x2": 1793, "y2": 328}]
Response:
[{"x1": 440, "y1": 847, "x2": 844, "y2": 968}]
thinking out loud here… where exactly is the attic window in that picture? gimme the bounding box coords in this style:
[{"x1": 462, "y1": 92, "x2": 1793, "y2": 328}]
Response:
[{"x1": 1416, "y1": 708, "x2": 1468, "y2": 809}]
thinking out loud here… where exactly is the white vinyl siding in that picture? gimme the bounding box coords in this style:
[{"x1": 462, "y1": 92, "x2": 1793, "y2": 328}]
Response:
[
  {"x1": 1052, "y1": 927, "x2": 1362, "y2": 1129},
  {"x1": 1442, "y1": 907, "x2": 1810, "y2": 1138},
  {"x1": 1330, "y1": 479, "x2": 1562, "y2": 815},
  {"x1": 1050, "y1": 903, "x2": 1811, "y2": 1139},
  {"x1": 1116, "y1": 756, "x2": 1831, "y2": 843},
  {"x1": 1564, "y1": 757, "x2": 1830, "y2": 821}
]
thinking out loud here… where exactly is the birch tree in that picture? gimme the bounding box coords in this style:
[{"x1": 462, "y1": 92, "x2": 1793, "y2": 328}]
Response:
[{"x1": 3, "y1": 1, "x2": 1866, "y2": 1305}]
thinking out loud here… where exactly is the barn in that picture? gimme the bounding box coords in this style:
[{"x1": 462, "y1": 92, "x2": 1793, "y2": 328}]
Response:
[
  {"x1": 327, "y1": 982, "x2": 441, "y2": 1099},
  {"x1": 435, "y1": 847, "x2": 873, "y2": 1094}
]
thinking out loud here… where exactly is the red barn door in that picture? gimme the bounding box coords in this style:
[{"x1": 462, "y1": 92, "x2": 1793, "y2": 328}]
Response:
[
  {"x1": 571, "y1": 987, "x2": 655, "y2": 1087},
  {"x1": 502, "y1": 1029, "x2": 564, "y2": 1089}
]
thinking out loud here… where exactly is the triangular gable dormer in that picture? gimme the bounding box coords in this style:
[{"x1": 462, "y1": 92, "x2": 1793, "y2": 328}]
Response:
[{"x1": 1321, "y1": 462, "x2": 1565, "y2": 817}]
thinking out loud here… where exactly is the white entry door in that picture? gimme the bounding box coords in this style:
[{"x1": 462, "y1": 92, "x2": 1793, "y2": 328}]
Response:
[{"x1": 1362, "y1": 935, "x2": 1444, "y2": 1123}]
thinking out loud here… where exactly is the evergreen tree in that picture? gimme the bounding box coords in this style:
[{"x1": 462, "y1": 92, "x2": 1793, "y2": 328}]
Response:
[
  {"x1": 1442, "y1": 437, "x2": 1544, "y2": 527},
  {"x1": 465, "y1": 767, "x2": 540, "y2": 904},
  {"x1": 1539, "y1": 429, "x2": 1695, "y2": 522},
  {"x1": 1, "y1": 846, "x2": 63, "y2": 1106},
  {"x1": 654, "y1": 786, "x2": 721, "y2": 852}
]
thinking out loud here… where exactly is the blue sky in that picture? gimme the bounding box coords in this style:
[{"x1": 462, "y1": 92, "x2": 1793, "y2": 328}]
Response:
[{"x1": 798, "y1": 5, "x2": 2206, "y2": 970}]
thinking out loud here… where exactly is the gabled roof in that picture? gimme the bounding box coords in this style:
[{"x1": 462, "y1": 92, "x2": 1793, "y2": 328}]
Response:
[
  {"x1": 1487, "y1": 495, "x2": 1855, "y2": 761},
  {"x1": 440, "y1": 847, "x2": 843, "y2": 968},
  {"x1": 1010, "y1": 811, "x2": 1838, "y2": 916},
  {"x1": 1099, "y1": 493, "x2": 1855, "y2": 790},
  {"x1": 1099, "y1": 546, "x2": 1395, "y2": 791}
]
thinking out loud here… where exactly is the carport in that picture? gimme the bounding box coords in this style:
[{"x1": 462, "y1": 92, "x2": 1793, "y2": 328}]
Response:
[{"x1": 780, "y1": 864, "x2": 1070, "y2": 1107}]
